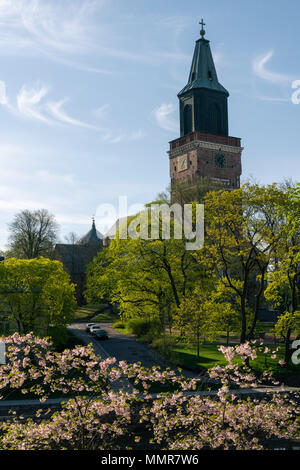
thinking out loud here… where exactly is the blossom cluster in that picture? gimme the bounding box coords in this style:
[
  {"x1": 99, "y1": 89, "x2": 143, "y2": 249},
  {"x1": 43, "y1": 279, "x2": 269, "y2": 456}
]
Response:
[{"x1": 0, "y1": 334, "x2": 298, "y2": 450}]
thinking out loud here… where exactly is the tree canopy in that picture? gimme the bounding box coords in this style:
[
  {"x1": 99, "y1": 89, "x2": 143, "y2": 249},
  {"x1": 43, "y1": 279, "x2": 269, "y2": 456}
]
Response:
[
  {"x1": 86, "y1": 182, "x2": 299, "y2": 363},
  {"x1": 0, "y1": 257, "x2": 76, "y2": 335}
]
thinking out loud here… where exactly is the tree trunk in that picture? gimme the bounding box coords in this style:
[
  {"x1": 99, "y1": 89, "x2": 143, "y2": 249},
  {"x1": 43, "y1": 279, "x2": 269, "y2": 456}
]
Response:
[
  {"x1": 240, "y1": 296, "x2": 247, "y2": 344},
  {"x1": 284, "y1": 328, "x2": 292, "y2": 367},
  {"x1": 247, "y1": 268, "x2": 266, "y2": 341},
  {"x1": 108, "y1": 302, "x2": 114, "y2": 315}
]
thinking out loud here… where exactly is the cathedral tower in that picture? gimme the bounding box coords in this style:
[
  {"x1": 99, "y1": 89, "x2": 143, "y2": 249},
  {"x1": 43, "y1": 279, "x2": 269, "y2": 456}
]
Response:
[{"x1": 169, "y1": 21, "x2": 243, "y2": 201}]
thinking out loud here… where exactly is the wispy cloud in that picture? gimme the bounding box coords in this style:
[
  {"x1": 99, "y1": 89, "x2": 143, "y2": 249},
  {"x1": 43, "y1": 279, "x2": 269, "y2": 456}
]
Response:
[
  {"x1": 1, "y1": 80, "x2": 101, "y2": 128},
  {"x1": 0, "y1": 80, "x2": 8, "y2": 105},
  {"x1": 47, "y1": 98, "x2": 98, "y2": 130},
  {"x1": 251, "y1": 50, "x2": 294, "y2": 102},
  {"x1": 0, "y1": 0, "x2": 97, "y2": 52},
  {"x1": 40, "y1": 53, "x2": 113, "y2": 76},
  {"x1": 93, "y1": 104, "x2": 110, "y2": 119},
  {"x1": 92, "y1": 105, "x2": 145, "y2": 142},
  {"x1": 153, "y1": 103, "x2": 179, "y2": 133},
  {"x1": 17, "y1": 83, "x2": 53, "y2": 124},
  {"x1": 0, "y1": 79, "x2": 145, "y2": 142},
  {"x1": 252, "y1": 50, "x2": 292, "y2": 84},
  {"x1": 0, "y1": 0, "x2": 111, "y2": 73},
  {"x1": 0, "y1": 1, "x2": 191, "y2": 72},
  {"x1": 108, "y1": 130, "x2": 145, "y2": 144}
]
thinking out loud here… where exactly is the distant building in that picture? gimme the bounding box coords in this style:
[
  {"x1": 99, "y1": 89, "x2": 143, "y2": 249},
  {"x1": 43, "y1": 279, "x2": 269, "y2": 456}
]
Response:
[{"x1": 54, "y1": 219, "x2": 103, "y2": 304}]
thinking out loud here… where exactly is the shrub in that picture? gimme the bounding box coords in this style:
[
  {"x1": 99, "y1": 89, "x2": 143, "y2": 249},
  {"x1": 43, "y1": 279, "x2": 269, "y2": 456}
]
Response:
[
  {"x1": 47, "y1": 326, "x2": 69, "y2": 350},
  {"x1": 152, "y1": 335, "x2": 178, "y2": 360},
  {"x1": 127, "y1": 318, "x2": 160, "y2": 338},
  {"x1": 139, "y1": 332, "x2": 157, "y2": 344},
  {"x1": 47, "y1": 326, "x2": 84, "y2": 352},
  {"x1": 113, "y1": 321, "x2": 125, "y2": 329}
]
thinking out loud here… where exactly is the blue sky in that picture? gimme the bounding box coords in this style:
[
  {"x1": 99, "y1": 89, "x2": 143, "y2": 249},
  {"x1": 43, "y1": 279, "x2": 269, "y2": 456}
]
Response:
[{"x1": 0, "y1": 0, "x2": 299, "y2": 249}]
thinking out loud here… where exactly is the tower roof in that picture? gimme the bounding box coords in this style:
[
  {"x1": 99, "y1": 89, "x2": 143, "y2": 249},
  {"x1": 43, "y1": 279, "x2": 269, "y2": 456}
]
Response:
[
  {"x1": 178, "y1": 23, "x2": 229, "y2": 97},
  {"x1": 78, "y1": 219, "x2": 103, "y2": 245}
]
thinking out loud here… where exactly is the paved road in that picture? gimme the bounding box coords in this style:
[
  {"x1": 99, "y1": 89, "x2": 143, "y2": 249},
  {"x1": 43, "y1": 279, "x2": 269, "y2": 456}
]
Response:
[
  {"x1": 69, "y1": 323, "x2": 300, "y2": 391},
  {"x1": 69, "y1": 322, "x2": 198, "y2": 379}
]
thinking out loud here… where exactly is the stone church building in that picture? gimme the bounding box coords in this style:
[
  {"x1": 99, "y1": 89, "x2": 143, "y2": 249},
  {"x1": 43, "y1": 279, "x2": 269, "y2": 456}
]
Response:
[{"x1": 54, "y1": 219, "x2": 104, "y2": 304}]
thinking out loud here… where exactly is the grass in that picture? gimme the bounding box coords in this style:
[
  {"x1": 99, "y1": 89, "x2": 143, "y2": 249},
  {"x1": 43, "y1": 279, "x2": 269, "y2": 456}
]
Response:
[
  {"x1": 113, "y1": 323, "x2": 133, "y2": 335},
  {"x1": 108, "y1": 320, "x2": 300, "y2": 385},
  {"x1": 74, "y1": 303, "x2": 100, "y2": 319},
  {"x1": 74, "y1": 304, "x2": 119, "y2": 323},
  {"x1": 256, "y1": 322, "x2": 275, "y2": 333},
  {"x1": 169, "y1": 341, "x2": 299, "y2": 376},
  {"x1": 169, "y1": 343, "x2": 229, "y2": 371}
]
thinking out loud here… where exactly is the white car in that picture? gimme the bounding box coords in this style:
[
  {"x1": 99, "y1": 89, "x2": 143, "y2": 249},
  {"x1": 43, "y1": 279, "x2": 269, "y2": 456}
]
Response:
[
  {"x1": 86, "y1": 323, "x2": 97, "y2": 333},
  {"x1": 89, "y1": 325, "x2": 102, "y2": 334}
]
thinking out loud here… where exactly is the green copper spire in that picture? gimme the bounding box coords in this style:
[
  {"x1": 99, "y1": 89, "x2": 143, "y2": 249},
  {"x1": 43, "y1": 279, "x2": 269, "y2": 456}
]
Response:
[
  {"x1": 177, "y1": 21, "x2": 229, "y2": 137},
  {"x1": 78, "y1": 218, "x2": 103, "y2": 245},
  {"x1": 178, "y1": 21, "x2": 229, "y2": 97}
]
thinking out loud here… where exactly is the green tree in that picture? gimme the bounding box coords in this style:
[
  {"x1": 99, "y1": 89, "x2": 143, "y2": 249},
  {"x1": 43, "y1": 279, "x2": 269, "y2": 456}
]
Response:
[
  {"x1": 274, "y1": 311, "x2": 300, "y2": 343},
  {"x1": 175, "y1": 285, "x2": 215, "y2": 359},
  {"x1": 0, "y1": 257, "x2": 76, "y2": 334},
  {"x1": 264, "y1": 184, "x2": 300, "y2": 366},
  {"x1": 85, "y1": 247, "x2": 119, "y2": 316},
  {"x1": 201, "y1": 183, "x2": 292, "y2": 344},
  {"x1": 265, "y1": 264, "x2": 300, "y2": 366},
  {"x1": 208, "y1": 302, "x2": 240, "y2": 346},
  {"x1": 85, "y1": 205, "x2": 206, "y2": 332}
]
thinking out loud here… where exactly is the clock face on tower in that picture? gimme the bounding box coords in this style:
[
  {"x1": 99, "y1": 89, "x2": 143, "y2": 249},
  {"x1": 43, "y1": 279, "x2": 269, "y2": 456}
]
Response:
[
  {"x1": 177, "y1": 154, "x2": 188, "y2": 172},
  {"x1": 214, "y1": 153, "x2": 227, "y2": 169}
]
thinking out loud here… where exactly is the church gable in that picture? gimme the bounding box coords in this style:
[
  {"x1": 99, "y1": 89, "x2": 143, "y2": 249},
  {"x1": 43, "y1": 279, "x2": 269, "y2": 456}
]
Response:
[{"x1": 54, "y1": 220, "x2": 103, "y2": 304}]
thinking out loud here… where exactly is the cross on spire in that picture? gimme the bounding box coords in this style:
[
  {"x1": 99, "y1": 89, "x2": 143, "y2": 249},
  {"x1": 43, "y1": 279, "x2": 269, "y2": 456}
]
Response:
[{"x1": 199, "y1": 18, "x2": 206, "y2": 38}]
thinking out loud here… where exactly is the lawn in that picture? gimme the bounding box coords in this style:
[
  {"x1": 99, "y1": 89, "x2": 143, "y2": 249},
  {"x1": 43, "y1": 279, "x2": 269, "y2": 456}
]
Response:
[
  {"x1": 169, "y1": 341, "x2": 298, "y2": 376},
  {"x1": 74, "y1": 304, "x2": 119, "y2": 323},
  {"x1": 171, "y1": 343, "x2": 230, "y2": 370},
  {"x1": 112, "y1": 322, "x2": 299, "y2": 381},
  {"x1": 113, "y1": 323, "x2": 133, "y2": 335}
]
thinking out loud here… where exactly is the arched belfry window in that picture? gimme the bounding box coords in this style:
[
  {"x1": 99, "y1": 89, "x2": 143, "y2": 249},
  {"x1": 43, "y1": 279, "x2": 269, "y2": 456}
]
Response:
[
  {"x1": 206, "y1": 103, "x2": 222, "y2": 135},
  {"x1": 183, "y1": 104, "x2": 193, "y2": 135}
]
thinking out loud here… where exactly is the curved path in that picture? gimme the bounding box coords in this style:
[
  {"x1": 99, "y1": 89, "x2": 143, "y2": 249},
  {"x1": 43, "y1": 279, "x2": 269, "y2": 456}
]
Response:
[{"x1": 69, "y1": 322, "x2": 198, "y2": 379}]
